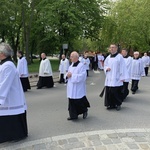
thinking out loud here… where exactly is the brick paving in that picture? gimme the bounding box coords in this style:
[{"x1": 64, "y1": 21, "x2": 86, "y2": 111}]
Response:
[{"x1": 1, "y1": 129, "x2": 150, "y2": 150}]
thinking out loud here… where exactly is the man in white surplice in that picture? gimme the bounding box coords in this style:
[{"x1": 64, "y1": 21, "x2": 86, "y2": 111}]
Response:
[
  {"x1": 66, "y1": 51, "x2": 90, "y2": 120},
  {"x1": 80, "y1": 54, "x2": 90, "y2": 76},
  {"x1": 17, "y1": 51, "x2": 31, "y2": 92},
  {"x1": 104, "y1": 44, "x2": 127, "y2": 111},
  {"x1": 0, "y1": 43, "x2": 28, "y2": 143},
  {"x1": 98, "y1": 53, "x2": 104, "y2": 70},
  {"x1": 142, "y1": 52, "x2": 150, "y2": 76},
  {"x1": 37, "y1": 53, "x2": 54, "y2": 89},
  {"x1": 131, "y1": 51, "x2": 145, "y2": 94},
  {"x1": 59, "y1": 54, "x2": 69, "y2": 83},
  {"x1": 121, "y1": 49, "x2": 132, "y2": 100}
]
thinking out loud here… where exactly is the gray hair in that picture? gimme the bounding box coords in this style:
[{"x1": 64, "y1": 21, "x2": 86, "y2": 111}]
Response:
[{"x1": 0, "y1": 43, "x2": 14, "y2": 57}]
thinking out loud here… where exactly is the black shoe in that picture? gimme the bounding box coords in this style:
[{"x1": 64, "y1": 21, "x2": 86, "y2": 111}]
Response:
[
  {"x1": 107, "y1": 106, "x2": 116, "y2": 110},
  {"x1": 132, "y1": 91, "x2": 135, "y2": 94},
  {"x1": 67, "y1": 117, "x2": 78, "y2": 121},
  {"x1": 83, "y1": 111, "x2": 88, "y2": 119},
  {"x1": 37, "y1": 87, "x2": 42, "y2": 89},
  {"x1": 116, "y1": 105, "x2": 121, "y2": 111}
]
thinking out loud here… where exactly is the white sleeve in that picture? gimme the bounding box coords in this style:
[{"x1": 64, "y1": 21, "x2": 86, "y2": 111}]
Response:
[{"x1": 0, "y1": 65, "x2": 16, "y2": 105}]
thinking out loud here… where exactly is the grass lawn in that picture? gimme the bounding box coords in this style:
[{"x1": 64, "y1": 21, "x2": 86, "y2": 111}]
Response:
[{"x1": 28, "y1": 59, "x2": 59, "y2": 73}]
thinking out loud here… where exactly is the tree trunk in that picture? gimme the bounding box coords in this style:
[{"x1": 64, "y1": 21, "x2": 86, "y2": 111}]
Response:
[{"x1": 21, "y1": 0, "x2": 35, "y2": 64}]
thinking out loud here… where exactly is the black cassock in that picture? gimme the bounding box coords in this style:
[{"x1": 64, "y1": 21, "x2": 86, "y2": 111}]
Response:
[
  {"x1": 105, "y1": 86, "x2": 123, "y2": 107},
  {"x1": 37, "y1": 76, "x2": 54, "y2": 89},
  {"x1": 68, "y1": 96, "x2": 90, "y2": 119},
  {"x1": 20, "y1": 77, "x2": 31, "y2": 92},
  {"x1": 0, "y1": 111, "x2": 28, "y2": 143}
]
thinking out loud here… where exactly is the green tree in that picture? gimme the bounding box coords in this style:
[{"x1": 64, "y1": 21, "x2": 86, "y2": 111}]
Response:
[
  {"x1": 0, "y1": 0, "x2": 109, "y2": 61},
  {"x1": 101, "y1": 0, "x2": 150, "y2": 52},
  {"x1": 0, "y1": 0, "x2": 23, "y2": 61},
  {"x1": 35, "y1": 0, "x2": 108, "y2": 56}
]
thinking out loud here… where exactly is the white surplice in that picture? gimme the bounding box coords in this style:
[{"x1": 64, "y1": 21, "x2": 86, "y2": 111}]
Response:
[
  {"x1": 0, "y1": 61, "x2": 27, "y2": 116},
  {"x1": 80, "y1": 58, "x2": 90, "y2": 70},
  {"x1": 98, "y1": 54, "x2": 104, "y2": 69},
  {"x1": 39, "y1": 58, "x2": 53, "y2": 76},
  {"x1": 123, "y1": 56, "x2": 132, "y2": 82},
  {"x1": 142, "y1": 56, "x2": 150, "y2": 68},
  {"x1": 17, "y1": 57, "x2": 29, "y2": 77},
  {"x1": 59, "y1": 58, "x2": 69, "y2": 74},
  {"x1": 131, "y1": 58, "x2": 145, "y2": 80},
  {"x1": 104, "y1": 53, "x2": 128, "y2": 87},
  {"x1": 66, "y1": 62, "x2": 87, "y2": 99}
]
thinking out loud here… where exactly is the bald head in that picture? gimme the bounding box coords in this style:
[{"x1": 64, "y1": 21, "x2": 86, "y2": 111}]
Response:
[
  {"x1": 61, "y1": 54, "x2": 65, "y2": 59},
  {"x1": 70, "y1": 51, "x2": 79, "y2": 63},
  {"x1": 41, "y1": 53, "x2": 46, "y2": 59}
]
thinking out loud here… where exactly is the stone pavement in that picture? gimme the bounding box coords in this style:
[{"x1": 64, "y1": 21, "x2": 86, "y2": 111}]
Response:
[
  {"x1": 1, "y1": 71, "x2": 150, "y2": 150},
  {"x1": 1, "y1": 129, "x2": 150, "y2": 150}
]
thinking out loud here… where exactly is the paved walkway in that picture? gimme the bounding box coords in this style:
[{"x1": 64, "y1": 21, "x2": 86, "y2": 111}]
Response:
[
  {"x1": 1, "y1": 71, "x2": 150, "y2": 150},
  {"x1": 1, "y1": 129, "x2": 150, "y2": 150}
]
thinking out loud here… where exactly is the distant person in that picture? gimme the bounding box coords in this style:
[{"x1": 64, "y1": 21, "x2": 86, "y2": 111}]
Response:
[
  {"x1": 0, "y1": 43, "x2": 28, "y2": 143},
  {"x1": 121, "y1": 49, "x2": 132, "y2": 100},
  {"x1": 98, "y1": 53, "x2": 104, "y2": 70},
  {"x1": 131, "y1": 51, "x2": 145, "y2": 94},
  {"x1": 93, "y1": 53, "x2": 98, "y2": 71},
  {"x1": 81, "y1": 54, "x2": 90, "y2": 76},
  {"x1": 104, "y1": 44, "x2": 127, "y2": 111},
  {"x1": 37, "y1": 53, "x2": 54, "y2": 89},
  {"x1": 17, "y1": 51, "x2": 31, "y2": 92},
  {"x1": 79, "y1": 54, "x2": 83, "y2": 62},
  {"x1": 142, "y1": 52, "x2": 150, "y2": 76},
  {"x1": 59, "y1": 54, "x2": 69, "y2": 83},
  {"x1": 66, "y1": 51, "x2": 90, "y2": 120}
]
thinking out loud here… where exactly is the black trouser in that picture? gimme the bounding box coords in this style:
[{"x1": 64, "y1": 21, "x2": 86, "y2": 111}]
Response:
[
  {"x1": 68, "y1": 96, "x2": 90, "y2": 119},
  {"x1": 131, "y1": 80, "x2": 139, "y2": 92},
  {"x1": 86, "y1": 70, "x2": 89, "y2": 77},
  {"x1": 144, "y1": 67, "x2": 149, "y2": 76},
  {"x1": 122, "y1": 82, "x2": 129, "y2": 100},
  {"x1": 93, "y1": 62, "x2": 98, "y2": 70},
  {"x1": 59, "y1": 74, "x2": 65, "y2": 83},
  {"x1": 105, "y1": 86, "x2": 123, "y2": 107}
]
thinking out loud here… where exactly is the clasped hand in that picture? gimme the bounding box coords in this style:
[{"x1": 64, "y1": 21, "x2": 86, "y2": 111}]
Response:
[{"x1": 67, "y1": 72, "x2": 72, "y2": 78}]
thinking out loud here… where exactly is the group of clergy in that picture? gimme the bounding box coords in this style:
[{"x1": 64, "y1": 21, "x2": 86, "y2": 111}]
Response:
[
  {"x1": 0, "y1": 42, "x2": 149, "y2": 144},
  {"x1": 0, "y1": 45, "x2": 91, "y2": 144},
  {"x1": 79, "y1": 52, "x2": 105, "y2": 73},
  {"x1": 104, "y1": 44, "x2": 148, "y2": 111},
  {"x1": 17, "y1": 52, "x2": 54, "y2": 90}
]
